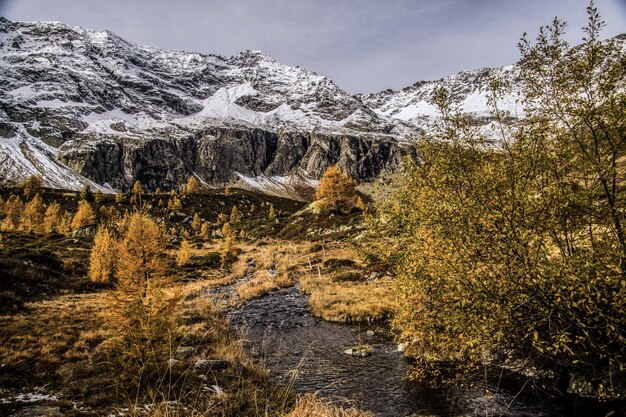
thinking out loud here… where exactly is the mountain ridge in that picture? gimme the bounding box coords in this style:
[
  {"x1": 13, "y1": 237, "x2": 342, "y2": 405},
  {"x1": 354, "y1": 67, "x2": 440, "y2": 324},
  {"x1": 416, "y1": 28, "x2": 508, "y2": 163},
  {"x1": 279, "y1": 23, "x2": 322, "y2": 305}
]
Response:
[{"x1": 1, "y1": 18, "x2": 621, "y2": 198}]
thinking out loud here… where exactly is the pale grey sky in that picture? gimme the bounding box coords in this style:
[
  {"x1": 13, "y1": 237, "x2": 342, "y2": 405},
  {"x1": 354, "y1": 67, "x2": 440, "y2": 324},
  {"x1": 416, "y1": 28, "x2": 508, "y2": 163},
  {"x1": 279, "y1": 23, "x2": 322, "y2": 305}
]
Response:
[{"x1": 1, "y1": 0, "x2": 625, "y2": 93}]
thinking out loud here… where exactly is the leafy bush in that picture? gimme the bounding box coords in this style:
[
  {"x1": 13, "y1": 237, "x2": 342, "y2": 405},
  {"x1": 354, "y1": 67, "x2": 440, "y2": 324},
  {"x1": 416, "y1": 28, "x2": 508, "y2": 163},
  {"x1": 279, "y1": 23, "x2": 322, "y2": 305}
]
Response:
[{"x1": 367, "y1": 6, "x2": 626, "y2": 395}]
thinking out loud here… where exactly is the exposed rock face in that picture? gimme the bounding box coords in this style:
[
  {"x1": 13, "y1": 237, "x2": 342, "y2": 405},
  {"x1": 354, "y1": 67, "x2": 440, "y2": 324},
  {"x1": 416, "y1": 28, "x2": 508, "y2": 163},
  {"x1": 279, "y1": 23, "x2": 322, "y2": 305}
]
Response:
[{"x1": 57, "y1": 127, "x2": 408, "y2": 194}]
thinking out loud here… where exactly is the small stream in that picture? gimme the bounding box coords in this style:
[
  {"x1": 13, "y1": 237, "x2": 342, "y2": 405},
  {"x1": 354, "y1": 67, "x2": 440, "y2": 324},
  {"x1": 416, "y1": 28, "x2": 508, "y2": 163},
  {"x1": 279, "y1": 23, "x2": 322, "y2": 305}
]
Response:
[{"x1": 225, "y1": 286, "x2": 579, "y2": 417}]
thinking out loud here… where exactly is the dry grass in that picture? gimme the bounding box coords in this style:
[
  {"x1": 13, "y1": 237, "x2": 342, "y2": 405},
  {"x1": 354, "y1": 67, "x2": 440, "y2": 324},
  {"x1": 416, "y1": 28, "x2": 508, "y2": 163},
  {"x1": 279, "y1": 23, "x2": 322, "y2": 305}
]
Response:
[
  {"x1": 282, "y1": 394, "x2": 374, "y2": 417},
  {"x1": 298, "y1": 243, "x2": 396, "y2": 323},
  {"x1": 0, "y1": 253, "x2": 294, "y2": 416},
  {"x1": 301, "y1": 275, "x2": 395, "y2": 323},
  {"x1": 0, "y1": 293, "x2": 108, "y2": 379},
  {"x1": 233, "y1": 240, "x2": 314, "y2": 301}
]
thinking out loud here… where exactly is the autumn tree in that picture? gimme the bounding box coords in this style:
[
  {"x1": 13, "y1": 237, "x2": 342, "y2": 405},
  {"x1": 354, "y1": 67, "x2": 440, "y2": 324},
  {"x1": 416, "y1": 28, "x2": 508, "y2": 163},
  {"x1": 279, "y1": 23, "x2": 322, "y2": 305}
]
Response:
[
  {"x1": 115, "y1": 191, "x2": 124, "y2": 203},
  {"x1": 220, "y1": 222, "x2": 237, "y2": 269},
  {"x1": 316, "y1": 166, "x2": 357, "y2": 212},
  {"x1": 22, "y1": 193, "x2": 45, "y2": 233},
  {"x1": 185, "y1": 176, "x2": 202, "y2": 194},
  {"x1": 230, "y1": 205, "x2": 240, "y2": 224},
  {"x1": 191, "y1": 213, "x2": 202, "y2": 232},
  {"x1": 176, "y1": 239, "x2": 193, "y2": 266},
  {"x1": 200, "y1": 221, "x2": 211, "y2": 240},
  {"x1": 107, "y1": 212, "x2": 178, "y2": 390},
  {"x1": 369, "y1": 6, "x2": 626, "y2": 398},
  {"x1": 168, "y1": 197, "x2": 182, "y2": 211},
  {"x1": 21, "y1": 175, "x2": 43, "y2": 197},
  {"x1": 58, "y1": 212, "x2": 72, "y2": 236},
  {"x1": 268, "y1": 204, "x2": 276, "y2": 220},
  {"x1": 217, "y1": 212, "x2": 228, "y2": 225},
  {"x1": 2, "y1": 195, "x2": 24, "y2": 231},
  {"x1": 130, "y1": 180, "x2": 142, "y2": 206},
  {"x1": 355, "y1": 196, "x2": 366, "y2": 211},
  {"x1": 71, "y1": 200, "x2": 95, "y2": 230},
  {"x1": 89, "y1": 226, "x2": 118, "y2": 283},
  {"x1": 43, "y1": 202, "x2": 63, "y2": 234}
]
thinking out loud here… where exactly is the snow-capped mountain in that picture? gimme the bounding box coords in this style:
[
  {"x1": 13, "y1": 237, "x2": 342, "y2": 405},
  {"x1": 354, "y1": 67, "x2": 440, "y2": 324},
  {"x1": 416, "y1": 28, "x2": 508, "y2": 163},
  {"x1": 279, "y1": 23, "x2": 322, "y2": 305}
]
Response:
[
  {"x1": 2, "y1": 18, "x2": 620, "y2": 197},
  {"x1": 360, "y1": 65, "x2": 524, "y2": 133},
  {"x1": 0, "y1": 18, "x2": 414, "y2": 196}
]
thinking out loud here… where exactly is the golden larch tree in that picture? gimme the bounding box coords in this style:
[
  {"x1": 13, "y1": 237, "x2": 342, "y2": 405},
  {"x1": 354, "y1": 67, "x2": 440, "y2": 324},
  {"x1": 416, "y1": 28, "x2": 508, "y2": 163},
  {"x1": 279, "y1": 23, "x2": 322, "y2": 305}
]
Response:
[
  {"x1": 316, "y1": 166, "x2": 357, "y2": 212},
  {"x1": 191, "y1": 213, "x2": 202, "y2": 232},
  {"x1": 71, "y1": 200, "x2": 95, "y2": 230},
  {"x1": 108, "y1": 212, "x2": 178, "y2": 389},
  {"x1": 2, "y1": 195, "x2": 24, "y2": 231},
  {"x1": 79, "y1": 185, "x2": 92, "y2": 202},
  {"x1": 176, "y1": 239, "x2": 193, "y2": 266},
  {"x1": 94, "y1": 190, "x2": 105, "y2": 206},
  {"x1": 130, "y1": 180, "x2": 142, "y2": 206},
  {"x1": 58, "y1": 212, "x2": 72, "y2": 236},
  {"x1": 200, "y1": 221, "x2": 211, "y2": 240},
  {"x1": 89, "y1": 226, "x2": 118, "y2": 283},
  {"x1": 185, "y1": 176, "x2": 201, "y2": 194},
  {"x1": 22, "y1": 193, "x2": 45, "y2": 233},
  {"x1": 220, "y1": 222, "x2": 237, "y2": 270},
  {"x1": 230, "y1": 205, "x2": 240, "y2": 224},
  {"x1": 43, "y1": 202, "x2": 62, "y2": 234},
  {"x1": 168, "y1": 197, "x2": 183, "y2": 211}
]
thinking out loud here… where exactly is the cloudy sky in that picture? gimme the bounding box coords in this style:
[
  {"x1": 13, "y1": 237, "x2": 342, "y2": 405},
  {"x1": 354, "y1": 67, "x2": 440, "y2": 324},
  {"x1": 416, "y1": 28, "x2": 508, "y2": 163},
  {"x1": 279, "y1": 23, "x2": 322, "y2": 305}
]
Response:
[{"x1": 1, "y1": 0, "x2": 625, "y2": 93}]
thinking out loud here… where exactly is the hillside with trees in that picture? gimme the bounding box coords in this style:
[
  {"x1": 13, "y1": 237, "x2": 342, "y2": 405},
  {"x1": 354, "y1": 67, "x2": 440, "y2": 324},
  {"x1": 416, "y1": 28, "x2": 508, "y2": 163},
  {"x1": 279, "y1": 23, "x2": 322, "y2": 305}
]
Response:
[{"x1": 0, "y1": 4, "x2": 624, "y2": 417}]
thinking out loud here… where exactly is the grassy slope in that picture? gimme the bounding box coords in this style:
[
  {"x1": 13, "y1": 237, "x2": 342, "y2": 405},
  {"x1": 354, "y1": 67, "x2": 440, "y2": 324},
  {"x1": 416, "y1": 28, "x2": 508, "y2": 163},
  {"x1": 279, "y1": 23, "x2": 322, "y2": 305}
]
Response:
[{"x1": 0, "y1": 187, "x2": 391, "y2": 416}]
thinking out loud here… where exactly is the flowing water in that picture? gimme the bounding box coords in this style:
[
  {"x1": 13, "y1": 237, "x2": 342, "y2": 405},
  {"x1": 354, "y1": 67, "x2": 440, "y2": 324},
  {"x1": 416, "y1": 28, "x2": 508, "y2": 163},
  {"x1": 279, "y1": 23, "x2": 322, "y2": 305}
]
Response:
[{"x1": 224, "y1": 286, "x2": 585, "y2": 417}]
